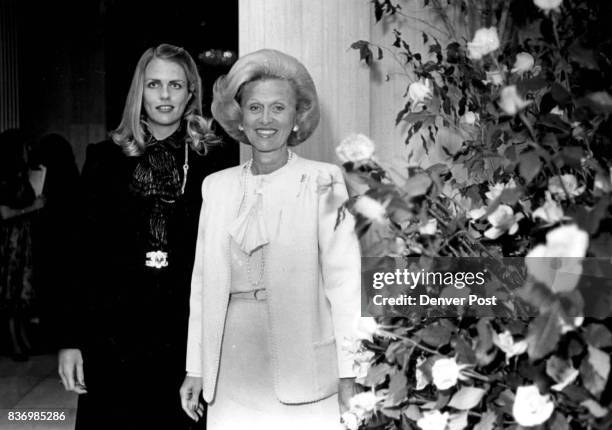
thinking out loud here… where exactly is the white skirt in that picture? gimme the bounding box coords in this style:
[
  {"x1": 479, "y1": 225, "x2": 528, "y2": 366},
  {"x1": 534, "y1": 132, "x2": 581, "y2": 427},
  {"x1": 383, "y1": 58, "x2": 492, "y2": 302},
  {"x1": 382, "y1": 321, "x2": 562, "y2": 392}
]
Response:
[{"x1": 206, "y1": 296, "x2": 343, "y2": 430}]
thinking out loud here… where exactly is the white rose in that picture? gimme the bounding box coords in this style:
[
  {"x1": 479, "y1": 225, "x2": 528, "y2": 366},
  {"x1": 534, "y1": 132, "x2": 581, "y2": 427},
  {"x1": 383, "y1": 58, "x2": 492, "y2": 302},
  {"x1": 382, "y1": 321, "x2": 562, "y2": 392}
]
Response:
[
  {"x1": 492, "y1": 330, "x2": 528, "y2": 361},
  {"x1": 511, "y1": 52, "x2": 535, "y2": 75},
  {"x1": 336, "y1": 133, "x2": 376, "y2": 164},
  {"x1": 484, "y1": 205, "x2": 524, "y2": 239},
  {"x1": 353, "y1": 349, "x2": 375, "y2": 382},
  {"x1": 525, "y1": 224, "x2": 589, "y2": 293},
  {"x1": 550, "y1": 106, "x2": 564, "y2": 116},
  {"x1": 355, "y1": 317, "x2": 380, "y2": 342},
  {"x1": 409, "y1": 79, "x2": 433, "y2": 110},
  {"x1": 349, "y1": 391, "x2": 382, "y2": 413},
  {"x1": 431, "y1": 357, "x2": 469, "y2": 390},
  {"x1": 512, "y1": 385, "x2": 555, "y2": 426},
  {"x1": 485, "y1": 179, "x2": 517, "y2": 203},
  {"x1": 467, "y1": 27, "x2": 500, "y2": 60},
  {"x1": 485, "y1": 69, "x2": 505, "y2": 86},
  {"x1": 532, "y1": 191, "x2": 564, "y2": 224},
  {"x1": 548, "y1": 174, "x2": 585, "y2": 199},
  {"x1": 460, "y1": 111, "x2": 478, "y2": 125},
  {"x1": 534, "y1": 0, "x2": 563, "y2": 13},
  {"x1": 419, "y1": 218, "x2": 438, "y2": 235},
  {"x1": 353, "y1": 196, "x2": 387, "y2": 224},
  {"x1": 417, "y1": 410, "x2": 450, "y2": 430},
  {"x1": 467, "y1": 206, "x2": 487, "y2": 220},
  {"x1": 499, "y1": 85, "x2": 532, "y2": 115},
  {"x1": 341, "y1": 411, "x2": 361, "y2": 430}
]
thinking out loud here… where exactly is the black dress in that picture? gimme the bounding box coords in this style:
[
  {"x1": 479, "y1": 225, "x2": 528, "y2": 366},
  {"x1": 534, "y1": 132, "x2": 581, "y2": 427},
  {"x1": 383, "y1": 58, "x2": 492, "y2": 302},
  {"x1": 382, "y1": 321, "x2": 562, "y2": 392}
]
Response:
[{"x1": 60, "y1": 127, "x2": 229, "y2": 429}]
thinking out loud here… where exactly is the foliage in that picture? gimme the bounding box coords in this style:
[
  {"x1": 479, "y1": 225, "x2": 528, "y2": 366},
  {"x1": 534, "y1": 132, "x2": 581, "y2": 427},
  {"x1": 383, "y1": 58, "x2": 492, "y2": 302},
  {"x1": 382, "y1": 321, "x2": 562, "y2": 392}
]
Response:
[{"x1": 342, "y1": 0, "x2": 612, "y2": 428}]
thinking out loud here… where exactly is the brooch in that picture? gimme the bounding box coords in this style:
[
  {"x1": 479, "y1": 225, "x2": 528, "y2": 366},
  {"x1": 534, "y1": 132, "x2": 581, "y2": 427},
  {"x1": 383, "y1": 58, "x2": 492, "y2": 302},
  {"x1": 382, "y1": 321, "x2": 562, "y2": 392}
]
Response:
[{"x1": 145, "y1": 250, "x2": 168, "y2": 269}]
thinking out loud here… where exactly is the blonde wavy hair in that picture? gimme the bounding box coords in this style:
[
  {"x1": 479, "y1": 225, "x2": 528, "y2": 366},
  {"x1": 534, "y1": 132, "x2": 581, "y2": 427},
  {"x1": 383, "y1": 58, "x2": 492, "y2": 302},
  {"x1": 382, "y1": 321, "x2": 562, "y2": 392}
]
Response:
[
  {"x1": 111, "y1": 44, "x2": 216, "y2": 156},
  {"x1": 211, "y1": 49, "x2": 320, "y2": 146}
]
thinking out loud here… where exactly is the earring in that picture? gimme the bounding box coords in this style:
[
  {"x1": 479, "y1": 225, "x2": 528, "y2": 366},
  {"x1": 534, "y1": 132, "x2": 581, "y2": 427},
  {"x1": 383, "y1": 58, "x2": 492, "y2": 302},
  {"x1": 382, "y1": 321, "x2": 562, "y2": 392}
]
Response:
[
  {"x1": 238, "y1": 124, "x2": 244, "y2": 131},
  {"x1": 292, "y1": 125, "x2": 299, "y2": 132}
]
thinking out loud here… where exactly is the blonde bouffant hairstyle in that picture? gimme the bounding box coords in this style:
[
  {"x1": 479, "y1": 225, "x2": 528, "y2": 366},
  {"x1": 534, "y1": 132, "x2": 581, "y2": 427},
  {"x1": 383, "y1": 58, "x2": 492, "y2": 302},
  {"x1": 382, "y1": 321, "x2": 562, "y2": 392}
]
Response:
[
  {"x1": 211, "y1": 49, "x2": 320, "y2": 146},
  {"x1": 111, "y1": 44, "x2": 215, "y2": 156}
]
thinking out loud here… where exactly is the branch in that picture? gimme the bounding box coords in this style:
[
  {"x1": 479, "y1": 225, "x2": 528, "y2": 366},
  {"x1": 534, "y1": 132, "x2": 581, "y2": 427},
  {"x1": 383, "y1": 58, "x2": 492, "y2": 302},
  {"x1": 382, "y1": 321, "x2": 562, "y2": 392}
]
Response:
[{"x1": 429, "y1": 0, "x2": 459, "y2": 41}]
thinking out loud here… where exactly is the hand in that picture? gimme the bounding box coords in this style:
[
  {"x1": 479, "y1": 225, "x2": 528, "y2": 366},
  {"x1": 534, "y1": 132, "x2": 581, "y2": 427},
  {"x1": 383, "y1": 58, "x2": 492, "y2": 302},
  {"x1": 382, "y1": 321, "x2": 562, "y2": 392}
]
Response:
[
  {"x1": 58, "y1": 349, "x2": 87, "y2": 394},
  {"x1": 180, "y1": 375, "x2": 204, "y2": 422},
  {"x1": 338, "y1": 377, "x2": 358, "y2": 414}
]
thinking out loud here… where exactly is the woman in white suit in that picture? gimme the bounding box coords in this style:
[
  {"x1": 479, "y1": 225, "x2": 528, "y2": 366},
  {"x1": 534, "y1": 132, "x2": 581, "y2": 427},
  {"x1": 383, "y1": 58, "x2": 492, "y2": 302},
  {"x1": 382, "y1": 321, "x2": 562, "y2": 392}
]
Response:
[{"x1": 180, "y1": 49, "x2": 362, "y2": 429}]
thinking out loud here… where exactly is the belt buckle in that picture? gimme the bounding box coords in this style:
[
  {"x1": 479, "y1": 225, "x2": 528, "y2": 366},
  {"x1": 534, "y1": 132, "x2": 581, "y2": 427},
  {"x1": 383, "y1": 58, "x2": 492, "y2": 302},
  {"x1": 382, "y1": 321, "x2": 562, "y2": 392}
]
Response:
[
  {"x1": 253, "y1": 289, "x2": 267, "y2": 300},
  {"x1": 145, "y1": 250, "x2": 168, "y2": 269}
]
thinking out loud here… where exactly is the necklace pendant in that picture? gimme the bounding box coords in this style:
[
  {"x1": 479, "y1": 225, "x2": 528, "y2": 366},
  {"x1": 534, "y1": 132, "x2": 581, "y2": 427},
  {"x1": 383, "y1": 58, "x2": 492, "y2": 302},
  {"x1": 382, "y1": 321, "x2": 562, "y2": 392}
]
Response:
[{"x1": 145, "y1": 250, "x2": 169, "y2": 269}]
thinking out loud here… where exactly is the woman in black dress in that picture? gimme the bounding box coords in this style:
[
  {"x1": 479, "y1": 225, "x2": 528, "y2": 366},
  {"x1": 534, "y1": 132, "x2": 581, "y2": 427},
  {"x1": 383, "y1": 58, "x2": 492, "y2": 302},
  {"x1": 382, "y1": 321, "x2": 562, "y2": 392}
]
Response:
[{"x1": 57, "y1": 44, "x2": 228, "y2": 429}]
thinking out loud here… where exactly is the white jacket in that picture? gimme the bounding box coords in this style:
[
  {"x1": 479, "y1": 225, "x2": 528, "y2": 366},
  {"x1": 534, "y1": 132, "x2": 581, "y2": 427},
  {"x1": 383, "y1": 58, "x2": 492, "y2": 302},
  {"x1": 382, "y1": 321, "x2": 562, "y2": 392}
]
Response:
[{"x1": 186, "y1": 155, "x2": 361, "y2": 404}]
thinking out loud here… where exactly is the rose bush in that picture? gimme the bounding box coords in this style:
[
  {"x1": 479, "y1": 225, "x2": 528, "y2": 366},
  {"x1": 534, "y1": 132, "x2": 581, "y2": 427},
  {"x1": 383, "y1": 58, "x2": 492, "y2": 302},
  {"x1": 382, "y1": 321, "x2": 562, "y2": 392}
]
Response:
[{"x1": 345, "y1": 0, "x2": 612, "y2": 428}]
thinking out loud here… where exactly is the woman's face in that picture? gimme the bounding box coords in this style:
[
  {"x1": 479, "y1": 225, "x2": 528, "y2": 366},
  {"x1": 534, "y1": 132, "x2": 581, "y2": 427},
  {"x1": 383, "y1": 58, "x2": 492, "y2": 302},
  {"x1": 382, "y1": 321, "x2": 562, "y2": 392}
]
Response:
[
  {"x1": 240, "y1": 78, "x2": 297, "y2": 154},
  {"x1": 142, "y1": 58, "x2": 191, "y2": 138}
]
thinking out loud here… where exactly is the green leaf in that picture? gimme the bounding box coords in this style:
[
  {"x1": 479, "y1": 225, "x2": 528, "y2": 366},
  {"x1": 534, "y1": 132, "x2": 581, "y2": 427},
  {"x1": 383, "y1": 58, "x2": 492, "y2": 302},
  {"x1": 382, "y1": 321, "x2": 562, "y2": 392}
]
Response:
[
  {"x1": 584, "y1": 91, "x2": 612, "y2": 114},
  {"x1": 351, "y1": 40, "x2": 373, "y2": 65},
  {"x1": 448, "y1": 386, "x2": 487, "y2": 410},
  {"x1": 452, "y1": 335, "x2": 477, "y2": 366},
  {"x1": 475, "y1": 319, "x2": 496, "y2": 366},
  {"x1": 547, "y1": 412, "x2": 570, "y2": 430},
  {"x1": 527, "y1": 307, "x2": 562, "y2": 360},
  {"x1": 495, "y1": 389, "x2": 515, "y2": 416},
  {"x1": 583, "y1": 324, "x2": 612, "y2": 349},
  {"x1": 403, "y1": 404, "x2": 420, "y2": 422},
  {"x1": 569, "y1": 39, "x2": 599, "y2": 70},
  {"x1": 537, "y1": 114, "x2": 572, "y2": 133},
  {"x1": 434, "y1": 392, "x2": 451, "y2": 409},
  {"x1": 473, "y1": 411, "x2": 497, "y2": 430},
  {"x1": 550, "y1": 83, "x2": 572, "y2": 108},
  {"x1": 364, "y1": 362, "x2": 392, "y2": 386},
  {"x1": 580, "y1": 399, "x2": 609, "y2": 418},
  {"x1": 589, "y1": 345, "x2": 611, "y2": 385},
  {"x1": 403, "y1": 173, "x2": 432, "y2": 198},
  {"x1": 580, "y1": 345, "x2": 610, "y2": 398},
  {"x1": 518, "y1": 151, "x2": 542, "y2": 183},
  {"x1": 381, "y1": 406, "x2": 402, "y2": 419},
  {"x1": 518, "y1": 77, "x2": 548, "y2": 93},
  {"x1": 388, "y1": 371, "x2": 408, "y2": 404},
  {"x1": 416, "y1": 322, "x2": 452, "y2": 346},
  {"x1": 385, "y1": 341, "x2": 410, "y2": 365},
  {"x1": 560, "y1": 146, "x2": 585, "y2": 169},
  {"x1": 374, "y1": 1, "x2": 383, "y2": 22},
  {"x1": 573, "y1": 196, "x2": 610, "y2": 235}
]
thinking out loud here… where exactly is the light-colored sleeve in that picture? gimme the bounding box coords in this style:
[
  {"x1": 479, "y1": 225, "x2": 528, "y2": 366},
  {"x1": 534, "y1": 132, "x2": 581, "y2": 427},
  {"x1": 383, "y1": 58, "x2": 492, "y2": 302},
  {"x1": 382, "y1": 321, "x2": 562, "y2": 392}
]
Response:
[
  {"x1": 318, "y1": 165, "x2": 361, "y2": 378},
  {"x1": 185, "y1": 178, "x2": 209, "y2": 375}
]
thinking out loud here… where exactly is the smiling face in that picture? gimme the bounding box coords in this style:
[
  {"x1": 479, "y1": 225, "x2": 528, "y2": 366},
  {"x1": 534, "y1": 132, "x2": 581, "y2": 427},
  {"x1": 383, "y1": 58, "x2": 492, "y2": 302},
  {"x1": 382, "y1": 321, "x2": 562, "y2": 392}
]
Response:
[
  {"x1": 142, "y1": 58, "x2": 191, "y2": 139},
  {"x1": 239, "y1": 78, "x2": 298, "y2": 155}
]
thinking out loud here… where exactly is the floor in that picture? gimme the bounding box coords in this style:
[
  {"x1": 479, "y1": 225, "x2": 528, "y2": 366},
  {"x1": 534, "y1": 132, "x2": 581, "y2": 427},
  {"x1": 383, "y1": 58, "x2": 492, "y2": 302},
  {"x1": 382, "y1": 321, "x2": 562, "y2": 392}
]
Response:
[{"x1": 0, "y1": 354, "x2": 77, "y2": 430}]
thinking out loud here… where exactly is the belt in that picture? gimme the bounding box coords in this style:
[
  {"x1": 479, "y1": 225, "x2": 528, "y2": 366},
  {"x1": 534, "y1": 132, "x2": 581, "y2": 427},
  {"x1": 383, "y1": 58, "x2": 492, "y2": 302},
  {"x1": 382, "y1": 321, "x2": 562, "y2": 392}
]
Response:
[{"x1": 230, "y1": 288, "x2": 267, "y2": 301}]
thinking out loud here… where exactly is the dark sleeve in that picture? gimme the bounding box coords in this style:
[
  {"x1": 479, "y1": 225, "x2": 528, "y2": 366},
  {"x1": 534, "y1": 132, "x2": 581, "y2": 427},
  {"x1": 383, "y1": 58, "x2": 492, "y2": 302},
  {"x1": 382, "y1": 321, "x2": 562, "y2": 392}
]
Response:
[{"x1": 55, "y1": 141, "x2": 118, "y2": 349}]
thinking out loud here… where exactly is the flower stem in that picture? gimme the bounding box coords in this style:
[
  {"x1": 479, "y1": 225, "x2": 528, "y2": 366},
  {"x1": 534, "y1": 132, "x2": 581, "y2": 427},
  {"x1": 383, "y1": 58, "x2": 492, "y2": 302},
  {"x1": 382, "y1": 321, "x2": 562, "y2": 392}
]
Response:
[{"x1": 377, "y1": 328, "x2": 439, "y2": 355}]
